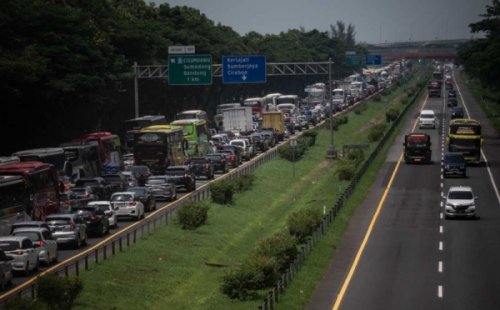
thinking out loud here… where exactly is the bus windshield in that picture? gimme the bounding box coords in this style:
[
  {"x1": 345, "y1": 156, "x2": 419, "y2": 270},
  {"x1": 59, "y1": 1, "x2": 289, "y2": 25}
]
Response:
[
  {"x1": 449, "y1": 124, "x2": 481, "y2": 135},
  {"x1": 0, "y1": 175, "x2": 31, "y2": 236}
]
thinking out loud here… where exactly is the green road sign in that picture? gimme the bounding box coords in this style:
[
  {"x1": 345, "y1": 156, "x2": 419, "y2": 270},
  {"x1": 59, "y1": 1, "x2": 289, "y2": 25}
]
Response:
[
  {"x1": 168, "y1": 54, "x2": 212, "y2": 85},
  {"x1": 346, "y1": 54, "x2": 362, "y2": 65}
]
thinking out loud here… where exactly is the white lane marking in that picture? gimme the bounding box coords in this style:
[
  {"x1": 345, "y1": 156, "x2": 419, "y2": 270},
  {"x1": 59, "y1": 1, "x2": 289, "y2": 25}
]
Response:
[
  {"x1": 439, "y1": 241, "x2": 443, "y2": 251},
  {"x1": 438, "y1": 285, "x2": 443, "y2": 298},
  {"x1": 440, "y1": 212, "x2": 443, "y2": 220},
  {"x1": 440, "y1": 226, "x2": 444, "y2": 233},
  {"x1": 438, "y1": 261, "x2": 443, "y2": 273}
]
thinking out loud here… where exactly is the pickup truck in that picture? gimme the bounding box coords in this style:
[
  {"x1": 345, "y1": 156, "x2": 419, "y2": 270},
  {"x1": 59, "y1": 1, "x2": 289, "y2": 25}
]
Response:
[
  {"x1": 189, "y1": 157, "x2": 215, "y2": 180},
  {"x1": 164, "y1": 165, "x2": 196, "y2": 192},
  {"x1": 229, "y1": 139, "x2": 253, "y2": 161}
]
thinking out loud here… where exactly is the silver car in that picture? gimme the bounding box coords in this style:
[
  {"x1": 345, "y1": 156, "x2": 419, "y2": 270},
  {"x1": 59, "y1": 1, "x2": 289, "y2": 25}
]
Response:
[
  {"x1": 12, "y1": 228, "x2": 58, "y2": 266},
  {"x1": 0, "y1": 236, "x2": 38, "y2": 276},
  {"x1": 45, "y1": 213, "x2": 87, "y2": 249},
  {"x1": 445, "y1": 186, "x2": 477, "y2": 219}
]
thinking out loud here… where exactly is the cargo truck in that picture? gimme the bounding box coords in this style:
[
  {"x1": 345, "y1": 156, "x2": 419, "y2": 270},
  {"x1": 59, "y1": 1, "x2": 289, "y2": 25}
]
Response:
[
  {"x1": 262, "y1": 111, "x2": 285, "y2": 142},
  {"x1": 403, "y1": 133, "x2": 432, "y2": 163},
  {"x1": 222, "y1": 106, "x2": 253, "y2": 134}
]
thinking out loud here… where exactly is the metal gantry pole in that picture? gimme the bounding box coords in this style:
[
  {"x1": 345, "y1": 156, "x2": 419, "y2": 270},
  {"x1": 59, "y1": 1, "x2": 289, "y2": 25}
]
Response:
[
  {"x1": 327, "y1": 58, "x2": 336, "y2": 159},
  {"x1": 133, "y1": 62, "x2": 139, "y2": 118}
]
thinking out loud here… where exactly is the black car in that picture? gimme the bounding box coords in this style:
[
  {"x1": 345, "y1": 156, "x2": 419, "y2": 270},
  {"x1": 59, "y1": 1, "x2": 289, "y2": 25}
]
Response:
[
  {"x1": 127, "y1": 186, "x2": 159, "y2": 210},
  {"x1": 189, "y1": 157, "x2": 215, "y2": 179},
  {"x1": 164, "y1": 165, "x2": 196, "y2": 192},
  {"x1": 451, "y1": 107, "x2": 464, "y2": 119},
  {"x1": 73, "y1": 206, "x2": 110, "y2": 237},
  {"x1": 102, "y1": 173, "x2": 129, "y2": 193},
  {"x1": 74, "y1": 177, "x2": 113, "y2": 200},
  {"x1": 128, "y1": 165, "x2": 152, "y2": 186},
  {"x1": 447, "y1": 97, "x2": 458, "y2": 107},
  {"x1": 205, "y1": 153, "x2": 229, "y2": 174},
  {"x1": 143, "y1": 177, "x2": 177, "y2": 202},
  {"x1": 447, "y1": 90, "x2": 457, "y2": 98},
  {"x1": 68, "y1": 186, "x2": 98, "y2": 207},
  {"x1": 443, "y1": 152, "x2": 467, "y2": 178}
]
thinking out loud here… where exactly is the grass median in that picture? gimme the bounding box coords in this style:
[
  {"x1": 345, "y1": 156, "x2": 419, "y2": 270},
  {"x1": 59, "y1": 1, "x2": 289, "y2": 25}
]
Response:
[{"x1": 73, "y1": 74, "x2": 424, "y2": 310}]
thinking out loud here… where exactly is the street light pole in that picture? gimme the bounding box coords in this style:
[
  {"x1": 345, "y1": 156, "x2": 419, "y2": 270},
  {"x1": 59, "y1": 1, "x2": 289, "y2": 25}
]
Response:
[
  {"x1": 326, "y1": 57, "x2": 336, "y2": 159},
  {"x1": 133, "y1": 62, "x2": 139, "y2": 118}
]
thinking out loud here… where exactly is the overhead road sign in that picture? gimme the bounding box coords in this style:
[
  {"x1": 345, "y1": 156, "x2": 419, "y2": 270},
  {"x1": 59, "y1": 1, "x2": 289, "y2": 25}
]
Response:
[
  {"x1": 345, "y1": 54, "x2": 362, "y2": 65},
  {"x1": 365, "y1": 54, "x2": 382, "y2": 65},
  {"x1": 168, "y1": 54, "x2": 212, "y2": 85},
  {"x1": 222, "y1": 55, "x2": 266, "y2": 84},
  {"x1": 168, "y1": 45, "x2": 195, "y2": 54}
]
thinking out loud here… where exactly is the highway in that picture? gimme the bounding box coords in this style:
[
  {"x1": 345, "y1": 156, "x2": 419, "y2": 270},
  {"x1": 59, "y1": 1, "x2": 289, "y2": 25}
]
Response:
[{"x1": 307, "y1": 69, "x2": 500, "y2": 310}]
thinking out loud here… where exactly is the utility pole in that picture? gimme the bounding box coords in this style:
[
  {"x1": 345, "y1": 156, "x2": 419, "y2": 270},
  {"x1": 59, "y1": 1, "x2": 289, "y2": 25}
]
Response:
[{"x1": 326, "y1": 58, "x2": 336, "y2": 159}]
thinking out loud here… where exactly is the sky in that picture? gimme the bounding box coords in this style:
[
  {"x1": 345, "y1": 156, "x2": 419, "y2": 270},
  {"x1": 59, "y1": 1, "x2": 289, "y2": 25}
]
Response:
[{"x1": 153, "y1": 0, "x2": 491, "y2": 44}]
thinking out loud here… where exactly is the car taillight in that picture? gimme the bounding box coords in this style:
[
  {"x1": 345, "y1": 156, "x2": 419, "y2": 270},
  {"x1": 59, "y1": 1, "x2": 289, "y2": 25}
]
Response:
[
  {"x1": 69, "y1": 220, "x2": 75, "y2": 230},
  {"x1": 15, "y1": 250, "x2": 23, "y2": 255},
  {"x1": 38, "y1": 240, "x2": 46, "y2": 247},
  {"x1": 130, "y1": 201, "x2": 136, "y2": 206},
  {"x1": 84, "y1": 192, "x2": 90, "y2": 198}
]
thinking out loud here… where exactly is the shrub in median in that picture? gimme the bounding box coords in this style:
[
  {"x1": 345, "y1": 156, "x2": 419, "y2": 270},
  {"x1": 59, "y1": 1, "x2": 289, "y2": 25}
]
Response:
[
  {"x1": 234, "y1": 174, "x2": 255, "y2": 192},
  {"x1": 336, "y1": 159, "x2": 356, "y2": 181},
  {"x1": 256, "y1": 232, "x2": 298, "y2": 273},
  {"x1": 287, "y1": 207, "x2": 323, "y2": 242},
  {"x1": 385, "y1": 108, "x2": 400, "y2": 123},
  {"x1": 36, "y1": 274, "x2": 83, "y2": 310},
  {"x1": 221, "y1": 263, "x2": 265, "y2": 300},
  {"x1": 177, "y1": 201, "x2": 209, "y2": 229},
  {"x1": 346, "y1": 148, "x2": 365, "y2": 166},
  {"x1": 209, "y1": 179, "x2": 235, "y2": 204},
  {"x1": 279, "y1": 143, "x2": 306, "y2": 162},
  {"x1": 368, "y1": 123, "x2": 387, "y2": 142},
  {"x1": 302, "y1": 129, "x2": 318, "y2": 146}
]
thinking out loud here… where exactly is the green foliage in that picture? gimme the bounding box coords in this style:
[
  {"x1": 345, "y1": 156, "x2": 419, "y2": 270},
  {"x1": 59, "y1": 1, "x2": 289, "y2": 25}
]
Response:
[
  {"x1": 368, "y1": 123, "x2": 387, "y2": 142},
  {"x1": 335, "y1": 159, "x2": 356, "y2": 181},
  {"x1": 353, "y1": 103, "x2": 367, "y2": 115},
  {"x1": 302, "y1": 129, "x2": 318, "y2": 146},
  {"x1": 385, "y1": 108, "x2": 400, "y2": 122},
  {"x1": 372, "y1": 94, "x2": 382, "y2": 102},
  {"x1": 4, "y1": 297, "x2": 44, "y2": 310},
  {"x1": 346, "y1": 148, "x2": 365, "y2": 166},
  {"x1": 234, "y1": 174, "x2": 256, "y2": 192},
  {"x1": 177, "y1": 201, "x2": 209, "y2": 229},
  {"x1": 209, "y1": 180, "x2": 235, "y2": 205},
  {"x1": 324, "y1": 115, "x2": 348, "y2": 131},
  {"x1": 287, "y1": 207, "x2": 323, "y2": 242},
  {"x1": 279, "y1": 143, "x2": 307, "y2": 162},
  {"x1": 220, "y1": 264, "x2": 264, "y2": 300},
  {"x1": 256, "y1": 233, "x2": 299, "y2": 273},
  {"x1": 36, "y1": 274, "x2": 83, "y2": 310}
]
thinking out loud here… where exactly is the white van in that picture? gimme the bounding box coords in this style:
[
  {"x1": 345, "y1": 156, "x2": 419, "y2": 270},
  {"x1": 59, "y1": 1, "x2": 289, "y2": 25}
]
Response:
[{"x1": 418, "y1": 110, "x2": 436, "y2": 129}]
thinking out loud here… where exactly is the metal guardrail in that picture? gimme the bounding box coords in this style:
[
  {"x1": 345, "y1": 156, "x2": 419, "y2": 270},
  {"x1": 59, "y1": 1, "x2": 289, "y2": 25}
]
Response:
[{"x1": 258, "y1": 76, "x2": 426, "y2": 310}]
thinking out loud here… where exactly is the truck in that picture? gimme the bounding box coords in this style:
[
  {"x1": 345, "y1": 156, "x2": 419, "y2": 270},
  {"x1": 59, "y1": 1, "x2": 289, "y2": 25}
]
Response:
[
  {"x1": 222, "y1": 106, "x2": 253, "y2": 133},
  {"x1": 447, "y1": 118, "x2": 483, "y2": 164},
  {"x1": 427, "y1": 80, "x2": 441, "y2": 98},
  {"x1": 262, "y1": 111, "x2": 285, "y2": 142},
  {"x1": 332, "y1": 88, "x2": 346, "y2": 112},
  {"x1": 403, "y1": 133, "x2": 432, "y2": 164}
]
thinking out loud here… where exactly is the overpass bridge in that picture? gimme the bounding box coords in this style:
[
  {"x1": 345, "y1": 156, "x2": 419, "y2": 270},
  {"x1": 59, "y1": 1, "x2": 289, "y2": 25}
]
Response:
[{"x1": 367, "y1": 39, "x2": 468, "y2": 63}]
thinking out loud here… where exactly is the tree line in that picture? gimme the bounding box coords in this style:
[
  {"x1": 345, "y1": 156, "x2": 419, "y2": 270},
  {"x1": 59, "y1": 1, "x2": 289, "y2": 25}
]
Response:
[{"x1": 0, "y1": 0, "x2": 365, "y2": 154}]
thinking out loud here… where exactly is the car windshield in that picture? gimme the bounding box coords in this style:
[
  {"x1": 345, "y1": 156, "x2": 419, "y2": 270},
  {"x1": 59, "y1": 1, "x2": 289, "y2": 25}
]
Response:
[
  {"x1": 46, "y1": 217, "x2": 72, "y2": 225},
  {"x1": 449, "y1": 190, "x2": 473, "y2": 200},
  {"x1": 0, "y1": 241, "x2": 20, "y2": 251},
  {"x1": 446, "y1": 154, "x2": 464, "y2": 163},
  {"x1": 420, "y1": 114, "x2": 434, "y2": 119},
  {"x1": 129, "y1": 187, "x2": 147, "y2": 194}
]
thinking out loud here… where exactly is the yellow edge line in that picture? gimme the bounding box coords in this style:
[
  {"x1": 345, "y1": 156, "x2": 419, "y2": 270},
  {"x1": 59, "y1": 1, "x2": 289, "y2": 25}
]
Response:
[{"x1": 332, "y1": 91, "x2": 429, "y2": 310}]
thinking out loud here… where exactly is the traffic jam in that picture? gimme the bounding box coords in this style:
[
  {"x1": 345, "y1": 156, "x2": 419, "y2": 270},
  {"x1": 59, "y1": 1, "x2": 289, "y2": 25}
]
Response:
[{"x1": 0, "y1": 61, "x2": 405, "y2": 290}]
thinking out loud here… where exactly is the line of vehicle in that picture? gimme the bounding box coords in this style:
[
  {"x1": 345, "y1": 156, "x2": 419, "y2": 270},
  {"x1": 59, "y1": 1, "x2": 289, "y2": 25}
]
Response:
[
  {"x1": 452, "y1": 72, "x2": 500, "y2": 206},
  {"x1": 332, "y1": 93, "x2": 429, "y2": 310}
]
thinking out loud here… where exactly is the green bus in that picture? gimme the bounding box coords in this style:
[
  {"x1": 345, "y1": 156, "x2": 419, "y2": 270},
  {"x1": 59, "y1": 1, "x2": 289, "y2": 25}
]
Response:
[{"x1": 170, "y1": 119, "x2": 210, "y2": 157}]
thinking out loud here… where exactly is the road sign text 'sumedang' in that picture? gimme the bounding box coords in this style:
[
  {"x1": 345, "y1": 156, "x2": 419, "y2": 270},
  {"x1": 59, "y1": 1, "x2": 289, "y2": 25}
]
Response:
[
  {"x1": 168, "y1": 54, "x2": 212, "y2": 85},
  {"x1": 222, "y1": 55, "x2": 266, "y2": 84}
]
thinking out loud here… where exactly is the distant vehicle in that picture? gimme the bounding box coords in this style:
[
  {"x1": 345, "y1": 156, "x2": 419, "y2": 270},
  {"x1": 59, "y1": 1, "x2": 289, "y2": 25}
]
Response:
[
  {"x1": 444, "y1": 186, "x2": 477, "y2": 219},
  {"x1": 74, "y1": 177, "x2": 113, "y2": 200},
  {"x1": 127, "y1": 186, "x2": 159, "y2": 210},
  {"x1": 164, "y1": 166, "x2": 196, "y2": 192},
  {"x1": 45, "y1": 213, "x2": 87, "y2": 249},
  {"x1": 12, "y1": 147, "x2": 66, "y2": 177},
  {"x1": 102, "y1": 173, "x2": 129, "y2": 193},
  {"x1": 87, "y1": 201, "x2": 118, "y2": 228},
  {"x1": 79, "y1": 132, "x2": 124, "y2": 173},
  {"x1": 403, "y1": 133, "x2": 432, "y2": 164},
  {"x1": 205, "y1": 153, "x2": 229, "y2": 174},
  {"x1": 0, "y1": 236, "x2": 39, "y2": 275},
  {"x1": 170, "y1": 118, "x2": 210, "y2": 157},
  {"x1": 447, "y1": 118, "x2": 482, "y2": 164},
  {"x1": 110, "y1": 192, "x2": 145, "y2": 221},
  {"x1": 143, "y1": 177, "x2": 177, "y2": 202},
  {"x1": 0, "y1": 175, "x2": 31, "y2": 236},
  {"x1": 60, "y1": 143, "x2": 102, "y2": 180},
  {"x1": 443, "y1": 152, "x2": 467, "y2": 178},
  {"x1": 447, "y1": 97, "x2": 458, "y2": 107},
  {"x1": 122, "y1": 115, "x2": 167, "y2": 152},
  {"x1": 450, "y1": 106, "x2": 464, "y2": 119},
  {"x1": 127, "y1": 165, "x2": 151, "y2": 186},
  {"x1": 427, "y1": 81, "x2": 441, "y2": 98},
  {"x1": 0, "y1": 162, "x2": 61, "y2": 222},
  {"x1": 69, "y1": 186, "x2": 99, "y2": 206},
  {"x1": 134, "y1": 125, "x2": 186, "y2": 174},
  {"x1": 175, "y1": 110, "x2": 208, "y2": 122},
  {"x1": 73, "y1": 206, "x2": 109, "y2": 237},
  {"x1": 0, "y1": 249, "x2": 13, "y2": 290},
  {"x1": 242, "y1": 97, "x2": 265, "y2": 120},
  {"x1": 222, "y1": 106, "x2": 254, "y2": 133},
  {"x1": 189, "y1": 157, "x2": 215, "y2": 180},
  {"x1": 418, "y1": 110, "x2": 436, "y2": 129},
  {"x1": 11, "y1": 227, "x2": 58, "y2": 266},
  {"x1": 262, "y1": 112, "x2": 285, "y2": 142}
]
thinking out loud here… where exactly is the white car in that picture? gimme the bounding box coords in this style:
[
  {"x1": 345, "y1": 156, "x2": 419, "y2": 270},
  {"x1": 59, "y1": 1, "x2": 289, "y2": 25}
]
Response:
[
  {"x1": 445, "y1": 186, "x2": 477, "y2": 219},
  {"x1": 0, "y1": 236, "x2": 38, "y2": 275},
  {"x1": 11, "y1": 228, "x2": 58, "y2": 266},
  {"x1": 110, "y1": 192, "x2": 145, "y2": 221},
  {"x1": 88, "y1": 201, "x2": 118, "y2": 228},
  {"x1": 418, "y1": 109, "x2": 436, "y2": 129}
]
